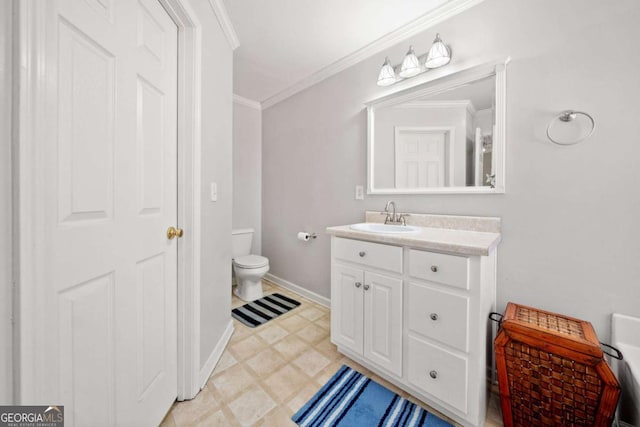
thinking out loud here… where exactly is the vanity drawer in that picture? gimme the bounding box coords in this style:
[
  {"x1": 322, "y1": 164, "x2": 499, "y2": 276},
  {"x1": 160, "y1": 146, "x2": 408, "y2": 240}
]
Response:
[
  {"x1": 408, "y1": 250, "x2": 469, "y2": 290},
  {"x1": 333, "y1": 237, "x2": 402, "y2": 274},
  {"x1": 407, "y1": 335, "x2": 468, "y2": 414},
  {"x1": 407, "y1": 282, "x2": 469, "y2": 352}
]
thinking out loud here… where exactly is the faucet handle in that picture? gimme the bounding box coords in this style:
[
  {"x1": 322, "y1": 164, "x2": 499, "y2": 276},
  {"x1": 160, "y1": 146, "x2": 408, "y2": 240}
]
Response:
[{"x1": 397, "y1": 213, "x2": 410, "y2": 226}]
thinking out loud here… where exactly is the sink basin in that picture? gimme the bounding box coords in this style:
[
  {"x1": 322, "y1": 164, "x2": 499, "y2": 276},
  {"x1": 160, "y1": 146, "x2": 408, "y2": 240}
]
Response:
[{"x1": 349, "y1": 223, "x2": 421, "y2": 234}]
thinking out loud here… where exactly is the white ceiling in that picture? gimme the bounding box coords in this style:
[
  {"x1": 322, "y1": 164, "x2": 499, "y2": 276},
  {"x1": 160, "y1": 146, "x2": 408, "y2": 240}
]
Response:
[{"x1": 225, "y1": 0, "x2": 473, "y2": 104}]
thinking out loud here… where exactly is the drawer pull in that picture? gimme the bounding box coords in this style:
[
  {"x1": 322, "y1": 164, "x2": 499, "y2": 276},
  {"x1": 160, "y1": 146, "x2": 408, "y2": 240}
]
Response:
[
  {"x1": 363, "y1": 284, "x2": 370, "y2": 291},
  {"x1": 429, "y1": 370, "x2": 438, "y2": 379},
  {"x1": 429, "y1": 313, "x2": 439, "y2": 321},
  {"x1": 359, "y1": 251, "x2": 366, "y2": 257},
  {"x1": 355, "y1": 282, "x2": 362, "y2": 288},
  {"x1": 430, "y1": 265, "x2": 438, "y2": 272}
]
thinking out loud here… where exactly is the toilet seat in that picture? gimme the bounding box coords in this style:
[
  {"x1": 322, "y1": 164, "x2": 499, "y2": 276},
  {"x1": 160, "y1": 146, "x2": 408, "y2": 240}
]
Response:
[{"x1": 234, "y1": 254, "x2": 269, "y2": 269}]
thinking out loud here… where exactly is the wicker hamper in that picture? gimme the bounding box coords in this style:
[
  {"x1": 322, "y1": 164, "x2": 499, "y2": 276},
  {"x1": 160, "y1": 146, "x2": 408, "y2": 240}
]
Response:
[{"x1": 494, "y1": 303, "x2": 620, "y2": 427}]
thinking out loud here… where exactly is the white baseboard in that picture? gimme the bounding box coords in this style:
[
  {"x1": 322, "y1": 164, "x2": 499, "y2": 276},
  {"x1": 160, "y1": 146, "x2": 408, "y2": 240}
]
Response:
[
  {"x1": 264, "y1": 273, "x2": 330, "y2": 308},
  {"x1": 199, "y1": 319, "x2": 234, "y2": 388}
]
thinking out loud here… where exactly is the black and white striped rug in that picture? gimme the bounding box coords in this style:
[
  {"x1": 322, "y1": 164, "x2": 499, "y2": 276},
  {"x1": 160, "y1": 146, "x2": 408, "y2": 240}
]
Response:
[{"x1": 232, "y1": 292, "x2": 301, "y2": 328}]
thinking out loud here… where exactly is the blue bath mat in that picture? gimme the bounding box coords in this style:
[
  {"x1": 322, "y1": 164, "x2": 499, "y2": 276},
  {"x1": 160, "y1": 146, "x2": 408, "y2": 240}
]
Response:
[
  {"x1": 292, "y1": 365, "x2": 454, "y2": 427},
  {"x1": 231, "y1": 292, "x2": 301, "y2": 328}
]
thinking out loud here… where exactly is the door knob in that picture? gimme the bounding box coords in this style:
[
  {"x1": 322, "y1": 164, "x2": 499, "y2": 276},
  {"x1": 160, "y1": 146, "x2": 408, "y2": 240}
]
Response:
[
  {"x1": 430, "y1": 265, "x2": 438, "y2": 272},
  {"x1": 363, "y1": 284, "x2": 370, "y2": 291},
  {"x1": 355, "y1": 282, "x2": 362, "y2": 288},
  {"x1": 429, "y1": 370, "x2": 438, "y2": 379},
  {"x1": 167, "y1": 226, "x2": 184, "y2": 240}
]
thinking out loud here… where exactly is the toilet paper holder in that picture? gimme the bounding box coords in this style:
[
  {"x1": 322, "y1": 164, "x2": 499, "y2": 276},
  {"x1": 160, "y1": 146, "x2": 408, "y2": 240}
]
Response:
[{"x1": 297, "y1": 232, "x2": 317, "y2": 241}]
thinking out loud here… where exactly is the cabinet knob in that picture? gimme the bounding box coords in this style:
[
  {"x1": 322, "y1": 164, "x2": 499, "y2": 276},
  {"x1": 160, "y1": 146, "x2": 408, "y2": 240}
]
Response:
[
  {"x1": 363, "y1": 284, "x2": 370, "y2": 291},
  {"x1": 429, "y1": 370, "x2": 438, "y2": 379},
  {"x1": 359, "y1": 251, "x2": 366, "y2": 257},
  {"x1": 430, "y1": 265, "x2": 438, "y2": 273},
  {"x1": 430, "y1": 313, "x2": 439, "y2": 321},
  {"x1": 355, "y1": 282, "x2": 362, "y2": 288}
]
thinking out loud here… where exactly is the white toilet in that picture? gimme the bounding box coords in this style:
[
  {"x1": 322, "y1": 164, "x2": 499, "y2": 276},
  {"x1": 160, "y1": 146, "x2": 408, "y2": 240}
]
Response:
[{"x1": 232, "y1": 228, "x2": 269, "y2": 301}]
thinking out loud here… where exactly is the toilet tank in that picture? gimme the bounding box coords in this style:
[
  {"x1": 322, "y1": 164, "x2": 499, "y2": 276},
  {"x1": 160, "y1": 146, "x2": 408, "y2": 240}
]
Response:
[{"x1": 232, "y1": 228, "x2": 254, "y2": 259}]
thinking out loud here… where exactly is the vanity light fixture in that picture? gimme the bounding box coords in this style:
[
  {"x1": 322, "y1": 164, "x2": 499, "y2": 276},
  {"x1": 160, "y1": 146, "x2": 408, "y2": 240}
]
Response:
[
  {"x1": 377, "y1": 57, "x2": 397, "y2": 86},
  {"x1": 376, "y1": 34, "x2": 451, "y2": 86},
  {"x1": 425, "y1": 33, "x2": 451, "y2": 69},
  {"x1": 399, "y1": 46, "x2": 421, "y2": 78}
]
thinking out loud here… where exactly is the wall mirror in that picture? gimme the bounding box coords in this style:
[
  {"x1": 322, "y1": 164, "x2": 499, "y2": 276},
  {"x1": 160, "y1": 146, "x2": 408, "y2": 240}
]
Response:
[{"x1": 367, "y1": 60, "x2": 507, "y2": 194}]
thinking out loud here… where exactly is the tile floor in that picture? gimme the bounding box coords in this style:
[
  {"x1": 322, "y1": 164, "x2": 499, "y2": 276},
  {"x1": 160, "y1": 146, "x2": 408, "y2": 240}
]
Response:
[{"x1": 162, "y1": 280, "x2": 503, "y2": 426}]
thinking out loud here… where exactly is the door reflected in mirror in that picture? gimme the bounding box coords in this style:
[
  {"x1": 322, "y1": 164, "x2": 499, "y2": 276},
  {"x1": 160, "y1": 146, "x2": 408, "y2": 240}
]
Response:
[{"x1": 367, "y1": 61, "x2": 506, "y2": 194}]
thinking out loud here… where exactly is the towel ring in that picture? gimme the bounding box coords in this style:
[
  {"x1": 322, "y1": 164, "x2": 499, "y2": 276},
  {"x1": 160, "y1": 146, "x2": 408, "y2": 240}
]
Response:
[{"x1": 546, "y1": 110, "x2": 595, "y2": 146}]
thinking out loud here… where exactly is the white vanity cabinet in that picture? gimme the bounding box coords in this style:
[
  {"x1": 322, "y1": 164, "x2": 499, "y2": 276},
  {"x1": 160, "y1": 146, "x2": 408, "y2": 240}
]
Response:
[
  {"x1": 328, "y1": 230, "x2": 499, "y2": 427},
  {"x1": 331, "y1": 239, "x2": 403, "y2": 376}
]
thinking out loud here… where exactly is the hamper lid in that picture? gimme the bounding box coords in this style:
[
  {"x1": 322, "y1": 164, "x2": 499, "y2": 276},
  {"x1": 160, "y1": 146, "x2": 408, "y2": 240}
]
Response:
[{"x1": 500, "y1": 302, "x2": 603, "y2": 358}]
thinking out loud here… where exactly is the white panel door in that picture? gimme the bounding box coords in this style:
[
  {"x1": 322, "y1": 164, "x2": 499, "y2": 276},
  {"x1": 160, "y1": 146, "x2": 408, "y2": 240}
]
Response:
[
  {"x1": 395, "y1": 129, "x2": 447, "y2": 188},
  {"x1": 363, "y1": 272, "x2": 403, "y2": 376},
  {"x1": 46, "y1": 0, "x2": 178, "y2": 425},
  {"x1": 331, "y1": 264, "x2": 364, "y2": 355}
]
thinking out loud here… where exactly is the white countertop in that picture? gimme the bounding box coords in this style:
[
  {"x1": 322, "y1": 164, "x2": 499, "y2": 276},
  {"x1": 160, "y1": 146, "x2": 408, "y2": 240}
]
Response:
[{"x1": 326, "y1": 224, "x2": 502, "y2": 256}]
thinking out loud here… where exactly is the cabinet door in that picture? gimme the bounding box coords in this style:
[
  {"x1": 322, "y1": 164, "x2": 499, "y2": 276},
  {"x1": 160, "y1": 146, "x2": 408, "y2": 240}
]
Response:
[
  {"x1": 331, "y1": 264, "x2": 364, "y2": 355},
  {"x1": 363, "y1": 272, "x2": 403, "y2": 376}
]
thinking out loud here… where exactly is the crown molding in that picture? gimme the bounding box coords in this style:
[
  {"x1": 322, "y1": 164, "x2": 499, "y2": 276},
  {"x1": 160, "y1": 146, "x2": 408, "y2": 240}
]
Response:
[
  {"x1": 207, "y1": 0, "x2": 240, "y2": 50},
  {"x1": 233, "y1": 94, "x2": 262, "y2": 110},
  {"x1": 261, "y1": 0, "x2": 485, "y2": 109}
]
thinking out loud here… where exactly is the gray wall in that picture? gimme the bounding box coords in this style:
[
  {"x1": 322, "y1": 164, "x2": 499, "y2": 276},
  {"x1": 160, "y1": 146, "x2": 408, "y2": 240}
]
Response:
[
  {"x1": 0, "y1": 0, "x2": 13, "y2": 405},
  {"x1": 262, "y1": 0, "x2": 640, "y2": 340},
  {"x1": 233, "y1": 101, "x2": 262, "y2": 254},
  {"x1": 192, "y1": 0, "x2": 234, "y2": 369}
]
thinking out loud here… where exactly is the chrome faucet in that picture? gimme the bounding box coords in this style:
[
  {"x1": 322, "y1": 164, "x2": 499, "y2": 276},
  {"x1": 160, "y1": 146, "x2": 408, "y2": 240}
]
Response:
[{"x1": 383, "y1": 201, "x2": 409, "y2": 225}]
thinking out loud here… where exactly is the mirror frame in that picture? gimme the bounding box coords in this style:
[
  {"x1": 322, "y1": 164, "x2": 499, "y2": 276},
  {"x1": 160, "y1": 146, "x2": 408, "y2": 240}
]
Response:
[{"x1": 366, "y1": 58, "x2": 509, "y2": 195}]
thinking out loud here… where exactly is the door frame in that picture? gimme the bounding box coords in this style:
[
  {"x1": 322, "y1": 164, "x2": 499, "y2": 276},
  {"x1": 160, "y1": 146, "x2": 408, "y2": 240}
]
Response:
[{"x1": 15, "y1": 0, "x2": 204, "y2": 403}]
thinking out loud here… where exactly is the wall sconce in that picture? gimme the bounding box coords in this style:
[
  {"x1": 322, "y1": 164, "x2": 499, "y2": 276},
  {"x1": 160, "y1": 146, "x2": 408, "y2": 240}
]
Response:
[
  {"x1": 399, "y1": 46, "x2": 421, "y2": 78},
  {"x1": 377, "y1": 33, "x2": 452, "y2": 87},
  {"x1": 377, "y1": 57, "x2": 397, "y2": 87}
]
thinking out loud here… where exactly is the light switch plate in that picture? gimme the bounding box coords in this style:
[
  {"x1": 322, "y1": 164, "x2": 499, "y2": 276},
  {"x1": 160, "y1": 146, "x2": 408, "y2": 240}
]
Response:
[
  {"x1": 355, "y1": 185, "x2": 364, "y2": 200},
  {"x1": 210, "y1": 182, "x2": 217, "y2": 201}
]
